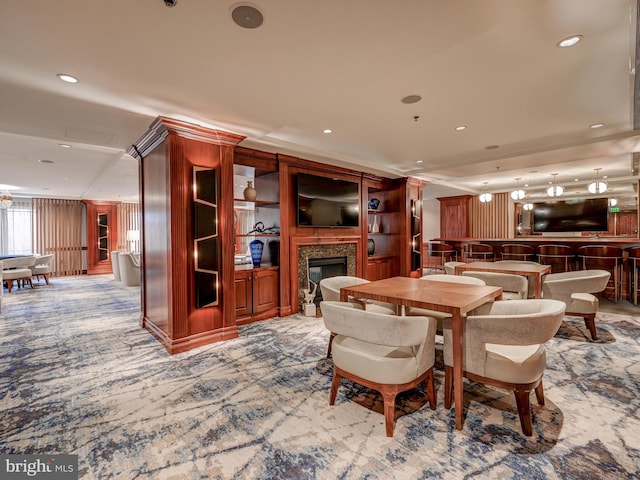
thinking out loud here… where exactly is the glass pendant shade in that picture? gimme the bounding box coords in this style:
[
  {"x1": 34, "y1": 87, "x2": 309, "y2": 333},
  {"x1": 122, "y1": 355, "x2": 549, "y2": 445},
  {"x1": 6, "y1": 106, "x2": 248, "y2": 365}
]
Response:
[
  {"x1": 510, "y1": 178, "x2": 525, "y2": 200},
  {"x1": 0, "y1": 191, "x2": 13, "y2": 208},
  {"x1": 587, "y1": 168, "x2": 607, "y2": 194},
  {"x1": 523, "y1": 203, "x2": 534, "y2": 211},
  {"x1": 546, "y1": 174, "x2": 563, "y2": 197},
  {"x1": 478, "y1": 182, "x2": 492, "y2": 203}
]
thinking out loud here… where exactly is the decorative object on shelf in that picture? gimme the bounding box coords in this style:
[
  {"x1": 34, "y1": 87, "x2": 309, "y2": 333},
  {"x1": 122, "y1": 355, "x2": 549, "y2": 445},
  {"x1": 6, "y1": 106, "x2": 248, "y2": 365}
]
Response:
[
  {"x1": 243, "y1": 180, "x2": 257, "y2": 201},
  {"x1": 301, "y1": 280, "x2": 318, "y2": 317},
  {"x1": 268, "y1": 240, "x2": 280, "y2": 266},
  {"x1": 249, "y1": 239, "x2": 264, "y2": 267},
  {"x1": 0, "y1": 191, "x2": 13, "y2": 209},
  {"x1": 368, "y1": 198, "x2": 380, "y2": 210},
  {"x1": 367, "y1": 238, "x2": 376, "y2": 256},
  {"x1": 371, "y1": 215, "x2": 380, "y2": 233}
]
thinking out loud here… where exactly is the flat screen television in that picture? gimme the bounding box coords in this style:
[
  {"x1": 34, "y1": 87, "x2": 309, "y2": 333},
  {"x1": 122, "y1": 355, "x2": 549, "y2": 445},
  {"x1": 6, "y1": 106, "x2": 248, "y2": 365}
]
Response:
[
  {"x1": 296, "y1": 173, "x2": 360, "y2": 227},
  {"x1": 531, "y1": 198, "x2": 609, "y2": 233}
]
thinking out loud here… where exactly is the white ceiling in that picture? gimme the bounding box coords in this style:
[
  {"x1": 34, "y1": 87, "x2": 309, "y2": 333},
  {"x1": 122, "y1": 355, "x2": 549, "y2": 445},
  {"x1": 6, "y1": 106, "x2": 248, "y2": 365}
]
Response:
[{"x1": 1, "y1": 0, "x2": 639, "y2": 207}]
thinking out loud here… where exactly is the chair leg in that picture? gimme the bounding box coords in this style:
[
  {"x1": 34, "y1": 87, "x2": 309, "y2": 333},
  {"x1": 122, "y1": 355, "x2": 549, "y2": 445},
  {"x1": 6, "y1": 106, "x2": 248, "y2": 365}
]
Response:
[
  {"x1": 514, "y1": 387, "x2": 533, "y2": 436},
  {"x1": 534, "y1": 380, "x2": 544, "y2": 406},
  {"x1": 326, "y1": 333, "x2": 336, "y2": 358},
  {"x1": 582, "y1": 313, "x2": 597, "y2": 340},
  {"x1": 444, "y1": 365, "x2": 453, "y2": 409},
  {"x1": 329, "y1": 368, "x2": 341, "y2": 406},
  {"x1": 425, "y1": 368, "x2": 436, "y2": 410},
  {"x1": 44, "y1": 273, "x2": 50, "y2": 285},
  {"x1": 380, "y1": 385, "x2": 399, "y2": 437},
  {"x1": 6, "y1": 281, "x2": 13, "y2": 293}
]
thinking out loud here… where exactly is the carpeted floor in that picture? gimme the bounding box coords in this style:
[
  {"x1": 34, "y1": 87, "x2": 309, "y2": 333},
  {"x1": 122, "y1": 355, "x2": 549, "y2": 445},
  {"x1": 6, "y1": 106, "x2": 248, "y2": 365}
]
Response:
[{"x1": 1, "y1": 275, "x2": 639, "y2": 479}]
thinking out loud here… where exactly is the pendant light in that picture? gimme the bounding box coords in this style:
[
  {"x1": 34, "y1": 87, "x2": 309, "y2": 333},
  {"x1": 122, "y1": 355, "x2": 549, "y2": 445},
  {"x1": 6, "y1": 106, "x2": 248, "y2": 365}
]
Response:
[
  {"x1": 609, "y1": 197, "x2": 618, "y2": 207},
  {"x1": 523, "y1": 203, "x2": 534, "y2": 211},
  {"x1": 510, "y1": 177, "x2": 525, "y2": 200},
  {"x1": 479, "y1": 182, "x2": 493, "y2": 203},
  {"x1": 546, "y1": 173, "x2": 564, "y2": 197},
  {"x1": 0, "y1": 191, "x2": 13, "y2": 209},
  {"x1": 587, "y1": 168, "x2": 607, "y2": 194}
]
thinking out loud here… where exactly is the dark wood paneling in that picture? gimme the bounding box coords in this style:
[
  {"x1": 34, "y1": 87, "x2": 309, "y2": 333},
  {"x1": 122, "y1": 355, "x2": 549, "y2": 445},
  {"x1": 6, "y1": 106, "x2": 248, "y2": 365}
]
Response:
[{"x1": 438, "y1": 196, "x2": 471, "y2": 238}]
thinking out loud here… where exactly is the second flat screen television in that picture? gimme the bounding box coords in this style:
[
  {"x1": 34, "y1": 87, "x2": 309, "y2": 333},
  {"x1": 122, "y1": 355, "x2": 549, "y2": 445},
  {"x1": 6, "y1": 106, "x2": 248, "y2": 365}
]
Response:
[
  {"x1": 296, "y1": 173, "x2": 360, "y2": 227},
  {"x1": 532, "y1": 198, "x2": 609, "y2": 233}
]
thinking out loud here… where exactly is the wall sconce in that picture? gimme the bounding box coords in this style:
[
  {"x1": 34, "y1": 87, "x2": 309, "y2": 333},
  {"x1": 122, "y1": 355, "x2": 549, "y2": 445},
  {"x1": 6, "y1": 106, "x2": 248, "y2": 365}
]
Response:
[
  {"x1": 510, "y1": 178, "x2": 525, "y2": 200},
  {"x1": 587, "y1": 168, "x2": 607, "y2": 194},
  {"x1": 479, "y1": 182, "x2": 493, "y2": 203},
  {"x1": 546, "y1": 173, "x2": 564, "y2": 197}
]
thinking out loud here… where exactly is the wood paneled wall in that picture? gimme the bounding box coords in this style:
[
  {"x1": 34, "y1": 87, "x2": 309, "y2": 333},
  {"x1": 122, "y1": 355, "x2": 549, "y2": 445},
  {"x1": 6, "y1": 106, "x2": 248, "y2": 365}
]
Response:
[{"x1": 470, "y1": 192, "x2": 511, "y2": 238}]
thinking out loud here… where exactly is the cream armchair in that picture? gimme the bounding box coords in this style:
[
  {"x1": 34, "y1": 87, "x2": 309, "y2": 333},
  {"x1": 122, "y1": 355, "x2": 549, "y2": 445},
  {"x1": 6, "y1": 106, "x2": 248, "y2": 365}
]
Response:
[
  {"x1": 320, "y1": 300, "x2": 437, "y2": 437},
  {"x1": 118, "y1": 252, "x2": 141, "y2": 286},
  {"x1": 443, "y1": 299, "x2": 566, "y2": 436},
  {"x1": 2, "y1": 256, "x2": 36, "y2": 292},
  {"x1": 541, "y1": 269, "x2": 610, "y2": 340},
  {"x1": 462, "y1": 271, "x2": 528, "y2": 300},
  {"x1": 111, "y1": 251, "x2": 121, "y2": 281},
  {"x1": 31, "y1": 254, "x2": 54, "y2": 285},
  {"x1": 443, "y1": 261, "x2": 466, "y2": 275}
]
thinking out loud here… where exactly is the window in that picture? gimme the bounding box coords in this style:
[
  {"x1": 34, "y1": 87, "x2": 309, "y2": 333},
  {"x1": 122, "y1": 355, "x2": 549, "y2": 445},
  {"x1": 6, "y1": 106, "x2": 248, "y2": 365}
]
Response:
[{"x1": 0, "y1": 198, "x2": 33, "y2": 255}]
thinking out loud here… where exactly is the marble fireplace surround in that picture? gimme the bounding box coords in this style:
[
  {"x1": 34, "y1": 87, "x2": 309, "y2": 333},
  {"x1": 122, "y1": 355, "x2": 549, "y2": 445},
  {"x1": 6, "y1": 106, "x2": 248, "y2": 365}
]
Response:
[{"x1": 292, "y1": 237, "x2": 360, "y2": 308}]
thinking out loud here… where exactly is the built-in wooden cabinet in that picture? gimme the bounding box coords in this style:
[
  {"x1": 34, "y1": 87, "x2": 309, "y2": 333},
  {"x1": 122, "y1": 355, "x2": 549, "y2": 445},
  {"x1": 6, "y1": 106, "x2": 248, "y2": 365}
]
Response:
[
  {"x1": 438, "y1": 195, "x2": 471, "y2": 239},
  {"x1": 235, "y1": 267, "x2": 279, "y2": 324},
  {"x1": 366, "y1": 255, "x2": 393, "y2": 280}
]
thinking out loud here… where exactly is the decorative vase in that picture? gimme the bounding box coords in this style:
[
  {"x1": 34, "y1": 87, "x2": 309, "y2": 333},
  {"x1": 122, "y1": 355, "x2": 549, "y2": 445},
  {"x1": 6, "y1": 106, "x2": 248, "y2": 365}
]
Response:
[
  {"x1": 367, "y1": 238, "x2": 375, "y2": 256},
  {"x1": 243, "y1": 180, "x2": 257, "y2": 201},
  {"x1": 368, "y1": 198, "x2": 380, "y2": 210},
  {"x1": 371, "y1": 215, "x2": 380, "y2": 233},
  {"x1": 249, "y1": 239, "x2": 264, "y2": 267}
]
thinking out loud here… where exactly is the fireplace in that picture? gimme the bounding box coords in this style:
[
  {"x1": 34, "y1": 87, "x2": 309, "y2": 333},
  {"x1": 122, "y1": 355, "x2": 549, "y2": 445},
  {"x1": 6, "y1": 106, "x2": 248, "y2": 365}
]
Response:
[
  {"x1": 297, "y1": 242, "x2": 357, "y2": 307},
  {"x1": 308, "y1": 256, "x2": 347, "y2": 304}
]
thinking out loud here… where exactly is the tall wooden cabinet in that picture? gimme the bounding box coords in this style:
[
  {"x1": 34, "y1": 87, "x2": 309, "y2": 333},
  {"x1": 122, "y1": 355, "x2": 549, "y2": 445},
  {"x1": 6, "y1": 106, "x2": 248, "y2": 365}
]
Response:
[
  {"x1": 438, "y1": 195, "x2": 471, "y2": 239},
  {"x1": 85, "y1": 200, "x2": 118, "y2": 275}
]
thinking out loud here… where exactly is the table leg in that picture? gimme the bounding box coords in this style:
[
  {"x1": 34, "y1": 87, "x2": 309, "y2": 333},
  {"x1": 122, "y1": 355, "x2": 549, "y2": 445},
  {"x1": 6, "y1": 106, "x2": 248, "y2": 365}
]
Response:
[
  {"x1": 534, "y1": 274, "x2": 542, "y2": 299},
  {"x1": 451, "y1": 310, "x2": 464, "y2": 430}
]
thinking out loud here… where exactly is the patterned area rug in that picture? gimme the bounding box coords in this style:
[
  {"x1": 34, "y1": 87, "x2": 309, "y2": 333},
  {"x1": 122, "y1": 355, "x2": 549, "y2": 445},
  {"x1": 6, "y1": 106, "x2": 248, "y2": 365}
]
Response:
[{"x1": 1, "y1": 275, "x2": 639, "y2": 479}]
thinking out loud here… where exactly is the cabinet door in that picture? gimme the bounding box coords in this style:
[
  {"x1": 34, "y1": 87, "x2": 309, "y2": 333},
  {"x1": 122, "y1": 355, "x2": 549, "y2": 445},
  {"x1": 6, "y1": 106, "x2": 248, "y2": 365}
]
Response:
[
  {"x1": 253, "y1": 269, "x2": 278, "y2": 313},
  {"x1": 235, "y1": 272, "x2": 253, "y2": 316}
]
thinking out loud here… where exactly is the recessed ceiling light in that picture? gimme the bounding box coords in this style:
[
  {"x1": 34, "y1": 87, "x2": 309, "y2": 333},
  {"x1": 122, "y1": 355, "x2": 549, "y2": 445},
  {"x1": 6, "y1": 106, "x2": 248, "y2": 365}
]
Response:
[
  {"x1": 322, "y1": 129, "x2": 333, "y2": 134},
  {"x1": 590, "y1": 123, "x2": 604, "y2": 129},
  {"x1": 59, "y1": 144, "x2": 71, "y2": 148},
  {"x1": 485, "y1": 145, "x2": 499, "y2": 150},
  {"x1": 39, "y1": 159, "x2": 55, "y2": 164},
  {"x1": 416, "y1": 160, "x2": 423, "y2": 164},
  {"x1": 401, "y1": 95, "x2": 422, "y2": 104},
  {"x1": 455, "y1": 126, "x2": 467, "y2": 131},
  {"x1": 57, "y1": 73, "x2": 78, "y2": 83},
  {"x1": 557, "y1": 35, "x2": 582, "y2": 48},
  {"x1": 231, "y1": 5, "x2": 264, "y2": 29}
]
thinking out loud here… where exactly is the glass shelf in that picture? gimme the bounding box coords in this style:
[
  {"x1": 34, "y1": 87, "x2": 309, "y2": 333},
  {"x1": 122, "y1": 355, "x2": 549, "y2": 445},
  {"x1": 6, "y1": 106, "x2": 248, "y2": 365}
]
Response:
[{"x1": 236, "y1": 233, "x2": 280, "y2": 237}]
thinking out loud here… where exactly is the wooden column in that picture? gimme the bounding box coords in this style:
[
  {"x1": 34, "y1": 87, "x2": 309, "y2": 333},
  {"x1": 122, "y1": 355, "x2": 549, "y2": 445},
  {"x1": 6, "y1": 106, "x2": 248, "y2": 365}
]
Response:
[{"x1": 129, "y1": 117, "x2": 245, "y2": 354}]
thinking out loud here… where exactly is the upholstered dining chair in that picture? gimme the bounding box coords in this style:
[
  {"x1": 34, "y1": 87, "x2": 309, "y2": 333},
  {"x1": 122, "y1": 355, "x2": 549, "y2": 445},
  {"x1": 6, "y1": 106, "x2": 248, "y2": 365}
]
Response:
[
  {"x1": 0, "y1": 260, "x2": 3, "y2": 313},
  {"x1": 494, "y1": 260, "x2": 541, "y2": 298},
  {"x1": 320, "y1": 300, "x2": 437, "y2": 437},
  {"x1": 443, "y1": 261, "x2": 466, "y2": 275},
  {"x1": 31, "y1": 254, "x2": 54, "y2": 285},
  {"x1": 111, "y1": 251, "x2": 121, "y2": 281},
  {"x1": 118, "y1": 252, "x2": 141, "y2": 287},
  {"x1": 2, "y1": 256, "x2": 36, "y2": 292},
  {"x1": 405, "y1": 274, "x2": 486, "y2": 331},
  {"x1": 461, "y1": 271, "x2": 528, "y2": 300},
  {"x1": 320, "y1": 275, "x2": 396, "y2": 357},
  {"x1": 541, "y1": 269, "x2": 610, "y2": 340},
  {"x1": 442, "y1": 299, "x2": 566, "y2": 436}
]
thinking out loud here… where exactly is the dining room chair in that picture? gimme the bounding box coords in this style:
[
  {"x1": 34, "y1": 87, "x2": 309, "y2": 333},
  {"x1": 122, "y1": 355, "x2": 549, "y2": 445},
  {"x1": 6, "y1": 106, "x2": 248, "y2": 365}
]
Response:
[
  {"x1": 405, "y1": 274, "x2": 486, "y2": 331},
  {"x1": 443, "y1": 261, "x2": 466, "y2": 275},
  {"x1": 576, "y1": 246, "x2": 623, "y2": 302},
  {"x1": 2, "y1": 256, "x2": 36, "y2": 292},
  {"x1": 111, "y1": 251, "x2": 121, "y2": 281},
  {"x1": 442, "y1": 298, "x2": 566, "y2": 436},
  {"x1": 31, "y1": 254, "x2": 54, "y2": 285},
  {"x1": 494, "y1": 260, "x2": 542, "y2": 298},
  {"x1": 541, "y1": 269, "x2": 610, "y2": 340},
  {"x1": 461, "y1": 271, "x2": 528, "y2": 300},
  {"x1": 320, "y1": 300, "x2": 437, "y2": 437}
]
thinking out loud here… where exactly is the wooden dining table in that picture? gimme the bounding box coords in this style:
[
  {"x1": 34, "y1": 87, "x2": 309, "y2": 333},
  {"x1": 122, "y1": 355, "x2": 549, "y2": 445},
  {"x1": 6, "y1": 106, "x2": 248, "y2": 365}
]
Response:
[
  {"x1": 340, "y1": 276, "x2": 503, "y2": 431},
  {"x1": 453, "y1": 261, "x2": 551, "y2": 298}
]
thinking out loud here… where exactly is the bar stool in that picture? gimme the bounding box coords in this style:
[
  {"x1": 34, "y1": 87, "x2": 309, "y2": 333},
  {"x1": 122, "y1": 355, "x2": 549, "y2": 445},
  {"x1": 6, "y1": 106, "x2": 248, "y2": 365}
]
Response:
[
  {"x1": 425, "y1": 242, "x2": 457, "y2": 272},
  {"x1": 462, "y1": 243, "x2": 494, "y2": 262},
  {"x1": 537, "y1": 244, "x2": 575, "y2": 273},
  {"x1": 501, "y1": 244, "x2": 535, "y2": 261},
  {"x1": 577, "y1": 245, "x2": 623, "y2": 302},
  {"x1": 627, "y1": 247, "x2": 640, "y2": 305}
]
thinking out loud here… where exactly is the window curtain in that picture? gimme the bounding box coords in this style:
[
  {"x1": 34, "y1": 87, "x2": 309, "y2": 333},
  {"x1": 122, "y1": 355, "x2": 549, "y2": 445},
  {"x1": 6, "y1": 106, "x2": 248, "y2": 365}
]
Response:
[
  {"x1": 32, "y1": 198, "x2": 84, "y2": 276},
  {"x1": 117, "y1": 202, "x2": 140, "y2": 251},
  {"x1": 0, "y1": 198, "x2": 33, "y2": 255}
]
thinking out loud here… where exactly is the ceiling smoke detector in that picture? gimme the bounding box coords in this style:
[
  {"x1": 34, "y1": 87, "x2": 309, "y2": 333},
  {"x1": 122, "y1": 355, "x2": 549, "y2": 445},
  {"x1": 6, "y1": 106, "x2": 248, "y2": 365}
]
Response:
[{"x1": 232, "y1": 5, "x2": 264, "y2": 29}]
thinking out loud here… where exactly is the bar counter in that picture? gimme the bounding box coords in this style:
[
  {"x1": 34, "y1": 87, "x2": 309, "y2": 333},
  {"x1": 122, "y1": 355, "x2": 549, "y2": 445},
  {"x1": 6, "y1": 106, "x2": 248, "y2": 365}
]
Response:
[{"x1": 432, "y1": 237, "x2": 640, "y2": 253}]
